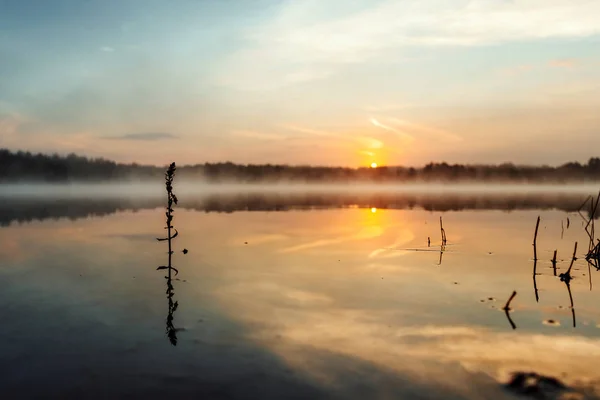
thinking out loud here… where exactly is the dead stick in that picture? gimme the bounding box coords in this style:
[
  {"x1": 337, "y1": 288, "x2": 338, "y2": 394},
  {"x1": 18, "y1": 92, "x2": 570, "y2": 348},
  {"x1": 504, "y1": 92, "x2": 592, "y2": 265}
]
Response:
[
  {"x1": 566, "y1": 242, "x2": 578, "y2": 275},
  {"x1": 440, "y1": 216, "x2": 447, "y2": 245},
  {"x1": 503, "y1": 290, "x2": 517, "y2": 311},
  {"x1": 552, "y1": 250, "x2": 557, "y2": 276},
  {"x1": 533, "y1": 216, "x2": 540, "y2": 261}
]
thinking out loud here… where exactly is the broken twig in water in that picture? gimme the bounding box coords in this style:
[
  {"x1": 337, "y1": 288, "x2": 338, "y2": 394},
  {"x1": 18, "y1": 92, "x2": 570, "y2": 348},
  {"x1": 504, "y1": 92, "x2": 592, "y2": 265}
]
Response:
[
  {"x1": 440, "y1": 216, "x2": 447, "y2": 246},
  {"x1": 564, "y1": 280, "x2": 576, "y2": 328},
  {"x1": 560, "y1": 242, "x2": 577, "y2": 284},
  {"x1": 503, "y1": 291, "x2": 517, "y2": 330},
  {"x1": 531, "y1": 217, "x2": 541, "y2": 302},
  {"x1": 503, "y1": 290, "x2": 517, "y2": 311},
  {"x1": 532, "y1": 216, "x2": 540, "y2": 261},
  {"x1": 533, "y1": 262, "x2": 539, "y2": 303}
]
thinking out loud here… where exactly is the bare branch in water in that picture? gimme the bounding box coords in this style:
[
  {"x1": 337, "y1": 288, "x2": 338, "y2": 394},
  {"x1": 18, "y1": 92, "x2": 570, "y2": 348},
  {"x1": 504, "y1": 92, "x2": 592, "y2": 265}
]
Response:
[
  {"x1": 532, "y1": 216, "x2": 540, "y2": 261},
  {"x1": 560, "y1": 242, "x2": 577, "y2": 284},
  {"x1": 440, "y1": 216, "x2": 447, "y2": 245},
  {"x1": 503, "y1": 291, "x2": 518, "y2": 330}
]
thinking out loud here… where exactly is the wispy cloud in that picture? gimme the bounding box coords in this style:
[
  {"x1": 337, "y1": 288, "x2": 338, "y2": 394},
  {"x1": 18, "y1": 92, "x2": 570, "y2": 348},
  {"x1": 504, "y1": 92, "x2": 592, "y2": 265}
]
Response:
[
  {"x1": 281, "y1": 125, "x2": 341, "y2": 138},
  {"x1": 365, "y1": 104, "x2": 416, "y2": 112},
  {"x1": 106, "y1": 132, "x2": 178, "y2": 141},
  {"x1": 370, "y1": 118, "x2": 414, "y2": 142},
  {"x1": 279, "y1": 226, "x2": 383, "y2": 253},
  {"x1": 356, "y1": 136, "x2": 384, "y2": 149},
  {"x1": 282, "y1": 124, "x2": 389, "y2": 151},
  {"x1": 219, "y1": 0, "x2": 600, "y2": 88},
  {"x1": 387, "y1": 118, "x2": 462, "y2": 143},
  {"x1": 100, "y1": 46, "x2": 115, "y2": 52},
  {"x1": 231, "y1": 130, "x2": 286, "y2": 141},
  {"x1": 549, "y1": 58, "x2": 579, "y2": 68}
]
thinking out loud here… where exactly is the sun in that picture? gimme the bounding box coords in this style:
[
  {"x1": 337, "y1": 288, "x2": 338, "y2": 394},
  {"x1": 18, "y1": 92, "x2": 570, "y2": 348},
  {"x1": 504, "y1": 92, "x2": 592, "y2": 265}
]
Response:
[{"x1": 370, "y1": 162, "x2": 378, "y2": 168}]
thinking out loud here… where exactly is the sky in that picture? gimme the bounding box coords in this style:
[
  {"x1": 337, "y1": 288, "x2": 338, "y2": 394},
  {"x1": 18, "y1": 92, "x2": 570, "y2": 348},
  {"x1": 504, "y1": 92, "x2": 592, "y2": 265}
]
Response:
[{"x1": 1, "y1": 0, "x2": 599, "y2": 167}]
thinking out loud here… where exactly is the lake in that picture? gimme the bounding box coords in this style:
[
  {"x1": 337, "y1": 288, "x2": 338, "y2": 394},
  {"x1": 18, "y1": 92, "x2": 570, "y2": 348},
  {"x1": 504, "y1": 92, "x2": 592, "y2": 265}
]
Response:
[{"x1": 1, "y1": 184, "x2": 600, "y2": 399}]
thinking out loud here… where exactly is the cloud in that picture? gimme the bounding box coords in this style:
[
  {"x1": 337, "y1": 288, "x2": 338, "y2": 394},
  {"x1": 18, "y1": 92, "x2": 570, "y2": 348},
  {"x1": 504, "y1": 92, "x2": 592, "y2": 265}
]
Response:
[
  {"x1": 278, "y1": 226, "x2": 383, "y2": 253},
  {"x1": 100, "y1": 46, "x2": 115, "y2": 52},
  {"x1": 387, "y1": 118, "x2": 463, "y2": 142},
  {"x1": 106, "y1": 132, "x2": 179, "y2": 141},
  {"x1": 231, "y1": 130, "x2": 286, "y2": 141},
  {"x1": 281, "y1": 125, "x2": 341, "y2": 138},
  {"x1": 370, "y1": 118, "x2": 414, "y2": 142},
  {"x1": 218, "y1": 0, "x2": 600, "y2": 88},
  {"x1": 365, "y1": 104, "x2": 416, "y2": 112},
  {"x1": 549, "y1": 58, "x2": 579, "y2": 68},
  {"x1": 356, "y1": 136, "x2": 383, "y2": 149}
]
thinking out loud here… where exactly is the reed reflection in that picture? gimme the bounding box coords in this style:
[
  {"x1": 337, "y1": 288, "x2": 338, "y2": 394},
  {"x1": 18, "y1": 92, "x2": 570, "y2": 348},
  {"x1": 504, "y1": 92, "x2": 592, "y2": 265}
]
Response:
[{"x1": 165, "y1": 269, "x2": 179, "y2": 346}]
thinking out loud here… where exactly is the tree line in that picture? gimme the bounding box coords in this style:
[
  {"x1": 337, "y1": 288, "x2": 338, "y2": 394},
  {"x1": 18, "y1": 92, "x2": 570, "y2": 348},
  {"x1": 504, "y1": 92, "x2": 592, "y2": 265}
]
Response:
[{"x1": 1, "y1": 148, "x2": 599, "y2": 183}]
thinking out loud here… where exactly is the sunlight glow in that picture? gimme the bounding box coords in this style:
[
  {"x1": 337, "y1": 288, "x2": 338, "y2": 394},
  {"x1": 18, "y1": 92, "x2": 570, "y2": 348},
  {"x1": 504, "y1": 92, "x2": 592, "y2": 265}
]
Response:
[
  {"x1": 371, "y1": 207, "x2": 377, "y2": 213},
  {"x1": 371, "y1": 162, "x2": 378, "y2": 168}
]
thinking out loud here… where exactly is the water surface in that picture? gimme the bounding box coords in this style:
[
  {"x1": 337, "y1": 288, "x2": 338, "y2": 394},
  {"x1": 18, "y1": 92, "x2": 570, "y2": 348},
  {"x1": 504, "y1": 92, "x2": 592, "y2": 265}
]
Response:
[{"x1": 1, "y1": 187, "x2": 600, "y2": 399}]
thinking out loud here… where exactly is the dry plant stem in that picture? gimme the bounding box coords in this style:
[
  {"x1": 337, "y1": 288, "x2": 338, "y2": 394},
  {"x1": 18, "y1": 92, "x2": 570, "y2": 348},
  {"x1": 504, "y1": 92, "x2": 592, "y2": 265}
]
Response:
[
  {"x1": 567, "y1": 242, "x2": 578, "y2": 276},
  {"x1": 157, "y1": 162, "x2": 181, "y2": 346},
  {"x1": 552, "y1": 250, "x2": 557, "y2": 276},
  {"x1": 505, "y1": 309, "x2": 517, "y2": 330},
  {"x1": 585, "y1": 192, "x2": 599, "y2": 252},
  {"x1": 589, "y1": 261, "x2": 593, "y2": 291},
  {"x1": 503, "y1": 291, "x2": 517, "y2": 311},
  {"x1": 533, "y1": 216, "x2": 540, "y2": 261},
  {"x1": 440, "y1": 216, "x2": 447, "y2": 245},
  {"x1": 533, "y1": 260, "x2": 539, "y2": 303},
  {"x1": 565, "y1": 281, "x2": 576, "y2": 328},
  {"x1": 503, "y1": 291, "x2": 517, "y2": 330}
]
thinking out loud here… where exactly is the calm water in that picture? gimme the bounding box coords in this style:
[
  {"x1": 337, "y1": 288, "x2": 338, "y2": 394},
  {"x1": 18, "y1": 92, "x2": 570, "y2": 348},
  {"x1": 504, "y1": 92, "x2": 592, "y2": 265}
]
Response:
[{"x1": 1, "y1": 187, "x2": 600, "y2": 399}]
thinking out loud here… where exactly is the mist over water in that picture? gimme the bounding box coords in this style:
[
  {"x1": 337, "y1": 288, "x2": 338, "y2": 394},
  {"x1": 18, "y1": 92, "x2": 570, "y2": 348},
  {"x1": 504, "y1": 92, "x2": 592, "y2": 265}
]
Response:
[
  {"x1": 1, "y1": 182, "x2": 599, "y2": 199},
  {"x1": 1, "y1": 183, "x2": 599, "y2": 227}
]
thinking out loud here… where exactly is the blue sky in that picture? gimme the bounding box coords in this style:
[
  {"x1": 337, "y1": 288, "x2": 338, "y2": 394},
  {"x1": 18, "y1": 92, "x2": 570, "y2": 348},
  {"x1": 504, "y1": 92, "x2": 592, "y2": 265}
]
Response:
[{"x1": 1, "y1": 0, "x2": 599, "y2": 166}]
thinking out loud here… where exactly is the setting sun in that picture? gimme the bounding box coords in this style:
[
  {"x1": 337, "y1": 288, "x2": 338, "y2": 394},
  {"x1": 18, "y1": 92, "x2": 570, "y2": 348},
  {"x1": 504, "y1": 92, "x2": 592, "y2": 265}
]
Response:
[{"x1": 370, "y1": 162, "x2": 378, "y2": 168}]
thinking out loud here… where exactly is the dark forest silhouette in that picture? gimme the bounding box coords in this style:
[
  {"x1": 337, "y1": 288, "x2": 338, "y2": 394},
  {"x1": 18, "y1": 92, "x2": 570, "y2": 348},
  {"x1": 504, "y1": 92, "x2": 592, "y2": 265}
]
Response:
[{"x1": 1, "y1": 148, "x2": 600, "y2": 183}]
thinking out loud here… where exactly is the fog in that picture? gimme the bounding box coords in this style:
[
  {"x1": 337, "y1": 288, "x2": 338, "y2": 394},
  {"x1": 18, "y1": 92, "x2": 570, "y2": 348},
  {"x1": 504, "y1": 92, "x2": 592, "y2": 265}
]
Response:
[{"x1": 0, "y1": 182, "x2": 599, "y2": 199}]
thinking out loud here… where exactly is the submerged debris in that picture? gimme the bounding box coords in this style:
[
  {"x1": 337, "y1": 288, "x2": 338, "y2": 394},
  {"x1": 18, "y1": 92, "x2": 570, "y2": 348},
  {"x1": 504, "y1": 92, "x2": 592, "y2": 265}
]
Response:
[
  {"x1": 505, "y1": 371, "x2": 568, "y2": 399},
  {"x1": 543, "y1": 319, "x2": 561, "y2": 326}
]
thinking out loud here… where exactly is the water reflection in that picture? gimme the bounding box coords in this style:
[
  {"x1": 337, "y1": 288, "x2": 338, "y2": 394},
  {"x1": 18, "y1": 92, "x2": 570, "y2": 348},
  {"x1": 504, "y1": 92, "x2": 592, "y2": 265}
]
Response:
[
  {"x1": 3, "y1": 198, "x2": 600, "y2": 398},
  {"x1": 165, "y1": 271, "x2": 178, "y2": 345},
  {"x1": 502, "y1": 291, "x2": 518, "y2": 330},
  {"x1": 2, "y1": 190, "x2": 600, "y2": 226},
  {"x1": 564, "y1": 279, "x2": 577, "y2": 328}
]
